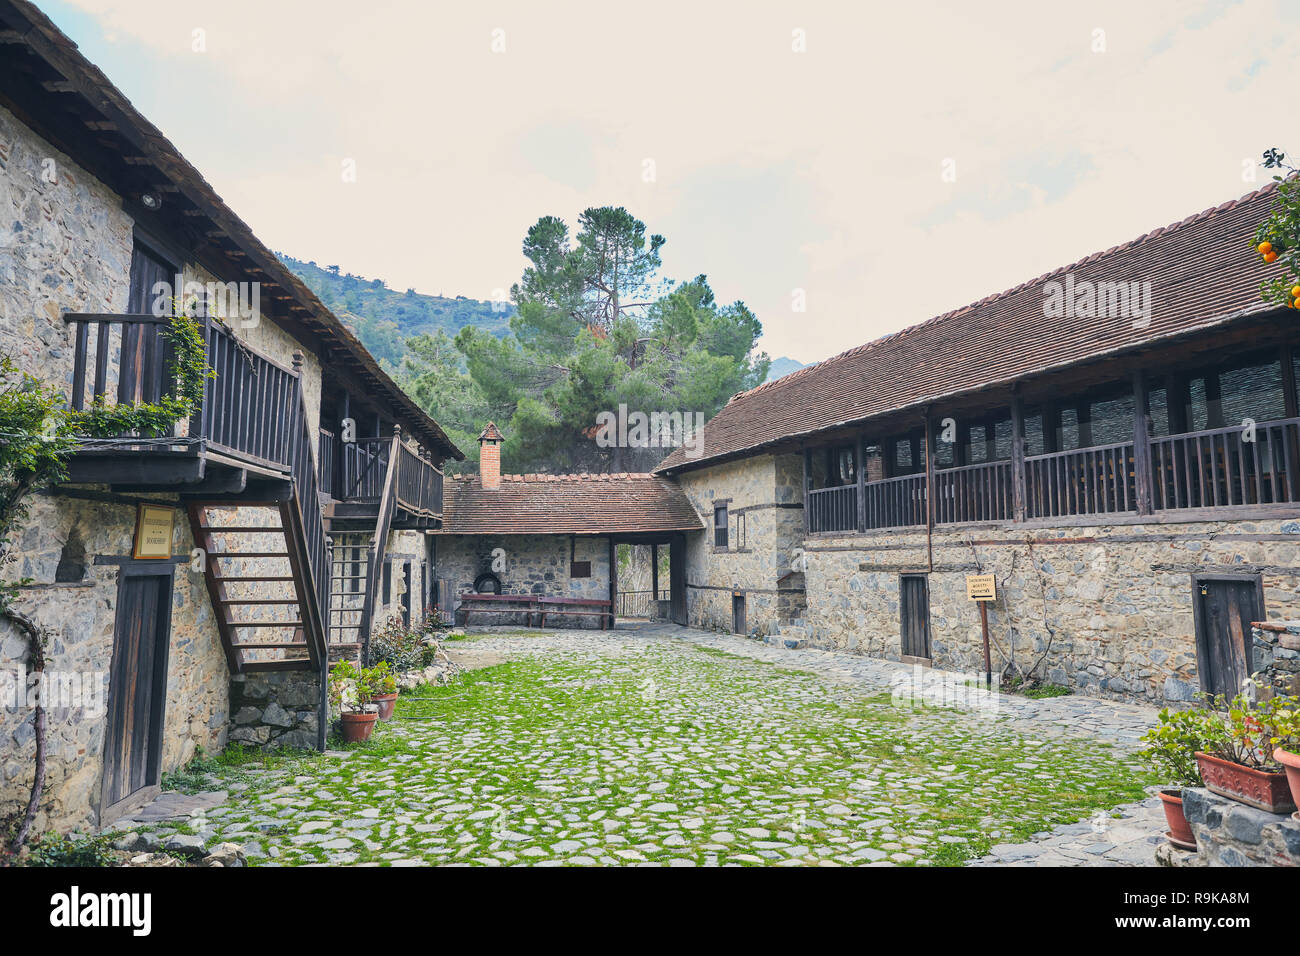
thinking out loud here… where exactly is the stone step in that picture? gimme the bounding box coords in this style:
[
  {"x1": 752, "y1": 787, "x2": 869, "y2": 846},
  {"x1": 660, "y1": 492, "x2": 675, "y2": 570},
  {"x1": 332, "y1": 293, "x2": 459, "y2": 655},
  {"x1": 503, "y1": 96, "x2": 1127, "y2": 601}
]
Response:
[{"x1": 766, "y1": 634, "x2": 804, "y2": 649}]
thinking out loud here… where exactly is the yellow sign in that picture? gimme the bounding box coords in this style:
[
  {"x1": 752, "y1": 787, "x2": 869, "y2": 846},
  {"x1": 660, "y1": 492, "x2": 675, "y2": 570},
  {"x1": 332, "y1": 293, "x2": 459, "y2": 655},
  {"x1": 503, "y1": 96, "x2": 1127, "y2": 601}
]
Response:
[
  {"x1": 133, "y1": 504, "x2": 175, "y2": 559},
  {"x1": 965, "y1": 574, "x2": 996, "y2": 602}
]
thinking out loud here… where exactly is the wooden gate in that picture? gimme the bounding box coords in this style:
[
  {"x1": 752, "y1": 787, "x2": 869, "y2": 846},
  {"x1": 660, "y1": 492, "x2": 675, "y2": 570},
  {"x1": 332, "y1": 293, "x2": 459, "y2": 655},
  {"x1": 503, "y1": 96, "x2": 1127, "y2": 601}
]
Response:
[
  {"x1": 100, "y1": 565, "x2": 175, "y2": 821},
  {"x1": 900, "y1": 573, "x2": 931, "y2": 659},
  {"x1": 1193, "y1": 575, "x2": 1263, "y2": 699}
]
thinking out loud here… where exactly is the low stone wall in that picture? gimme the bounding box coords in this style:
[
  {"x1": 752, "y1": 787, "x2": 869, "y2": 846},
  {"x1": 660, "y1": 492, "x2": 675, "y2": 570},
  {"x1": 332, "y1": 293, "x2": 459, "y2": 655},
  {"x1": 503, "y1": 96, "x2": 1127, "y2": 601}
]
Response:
[
  {"x1": 1162, "y1": 788, "x2": 1300, "y2": 866},
  {"x1": 228, "y1": 670, "x2": 323, "y2": 751},
  {"x1": 1251, "y1": 621, "x2": 1300, "y2": 697}
]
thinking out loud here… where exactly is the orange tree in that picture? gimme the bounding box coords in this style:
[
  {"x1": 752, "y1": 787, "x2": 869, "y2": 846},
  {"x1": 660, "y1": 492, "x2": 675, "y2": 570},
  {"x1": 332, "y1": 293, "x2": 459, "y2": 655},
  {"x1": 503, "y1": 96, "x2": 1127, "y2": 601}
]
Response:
[{"x1": 1254, "y1": 148, "x2": 1300, "y2": 309}]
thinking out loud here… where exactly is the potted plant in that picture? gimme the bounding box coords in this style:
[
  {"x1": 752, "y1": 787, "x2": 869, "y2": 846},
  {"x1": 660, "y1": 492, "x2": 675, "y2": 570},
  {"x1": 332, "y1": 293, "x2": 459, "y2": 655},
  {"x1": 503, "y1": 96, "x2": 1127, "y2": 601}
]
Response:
[
  {"x1": 329, "y1": 660, "x2": 378, "y2": 743},
  {"x1": 1267, "y1": 697, "x2": 1300, "y2": 816},
  {"x1": 1139, "y1": 706, "x2": 1208, "y2": 849},
  {"x1": 370, "y1": 661, "x2": 399, "y2": 721},
  {"x1": 1195, "y1": 688, "x2": 1297, "y2": 814}
]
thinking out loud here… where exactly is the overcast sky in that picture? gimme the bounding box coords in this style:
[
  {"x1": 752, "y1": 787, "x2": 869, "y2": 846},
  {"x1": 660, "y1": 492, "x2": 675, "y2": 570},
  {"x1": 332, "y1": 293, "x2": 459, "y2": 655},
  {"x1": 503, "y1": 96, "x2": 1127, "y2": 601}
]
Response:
[{"x1": 43, "y1": 0, "x2": 1298, "y2": 364}]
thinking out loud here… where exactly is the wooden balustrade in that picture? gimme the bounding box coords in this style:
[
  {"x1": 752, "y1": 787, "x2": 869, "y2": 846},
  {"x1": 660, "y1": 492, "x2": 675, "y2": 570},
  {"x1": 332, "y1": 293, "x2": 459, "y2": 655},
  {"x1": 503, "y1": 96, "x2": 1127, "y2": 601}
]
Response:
[
  {"x1": 807, "y1": 484, "x2": 857, "y2": 533},
  {"x1": 863, "y1": 473, "x2": 926, "y2": 530},
  {"x1": 933, "y1": 460, "x2": 1014, "y2": 524},
  {"x1": 1024, "y1": 441, "x2": 1136, "y2": 519},
  {"x1": 340, "y1": 438, "x2": 390, "y2": 499},
  {"x1": 1151, "y1": 417, "x2": 1300, "y2": 511},
  {"x1": 805, "y1": 417, "x2": 1300, "y2": 530}
]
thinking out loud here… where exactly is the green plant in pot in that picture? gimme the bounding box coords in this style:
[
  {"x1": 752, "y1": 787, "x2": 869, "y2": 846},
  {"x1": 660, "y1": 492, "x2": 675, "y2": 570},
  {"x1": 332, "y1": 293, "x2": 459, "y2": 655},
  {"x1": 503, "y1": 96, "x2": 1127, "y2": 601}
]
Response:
[
  {"x1": 370, "y1": 661, "x2": 399, "y2": 722},
  {"x1": 330, "y1": 660, "x2": 378, "y2": 743},
  {"x1": 1139, "y1": 707, "x2": 1208, "y2": 850},
  {"x1": 1195, "y1": 687, "x2": 1298, "y2": 814},
  {"x1": 1267, "y1": 697, "x2": 1300, "y2": 816}
]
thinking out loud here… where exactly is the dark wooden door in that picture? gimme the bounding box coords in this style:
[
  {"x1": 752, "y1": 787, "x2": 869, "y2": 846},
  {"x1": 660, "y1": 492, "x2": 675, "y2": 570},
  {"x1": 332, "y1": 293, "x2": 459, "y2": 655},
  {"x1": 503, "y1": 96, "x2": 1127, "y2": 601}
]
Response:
[
  {"x1": 732, "y1": 592, "x2": 746, "y2": 635},
  {"x1": 1194, "y1": 577, "x2": 1261, "y2": 699},
  {"x1": 101, "y1": 569, "x2": 173, "y2": 820},
  {"x1": 900, "y1": 574, "x2": 931, "y2": 659},
  {"x1": 669, "y1": 535, "x2": 687, "y2": 625}
]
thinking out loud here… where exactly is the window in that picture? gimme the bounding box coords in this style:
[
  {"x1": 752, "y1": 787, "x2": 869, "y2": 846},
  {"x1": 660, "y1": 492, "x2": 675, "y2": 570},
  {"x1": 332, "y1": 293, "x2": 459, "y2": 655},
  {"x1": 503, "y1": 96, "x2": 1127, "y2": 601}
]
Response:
[{"x1": 714, "y1": 503, "x2": 728, "y2": 548}]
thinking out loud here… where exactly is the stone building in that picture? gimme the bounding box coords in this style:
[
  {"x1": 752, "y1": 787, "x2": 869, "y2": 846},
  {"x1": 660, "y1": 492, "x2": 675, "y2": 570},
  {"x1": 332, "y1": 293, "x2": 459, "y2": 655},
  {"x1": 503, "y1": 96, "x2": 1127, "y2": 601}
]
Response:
[
  {"x1": 433, "y1": 425, "x2": 701, "y2": 627},
  {"x1": 657, "y1": 181, "x2": 1300, "y2": 706},
  {"x1": 0, "y1": 0, "x2": 458, "y2": 830}
]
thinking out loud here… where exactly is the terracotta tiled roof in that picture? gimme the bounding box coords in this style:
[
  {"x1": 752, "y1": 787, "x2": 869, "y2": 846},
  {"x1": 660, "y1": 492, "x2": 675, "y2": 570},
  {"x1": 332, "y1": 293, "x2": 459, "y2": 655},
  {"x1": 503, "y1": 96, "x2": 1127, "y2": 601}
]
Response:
[
  {"x1": 656, "y1": 183, "x2": 1286, "y2": 473},
  {"x1": 438, "y1": 473, "x2": 705, "y2": 535}
]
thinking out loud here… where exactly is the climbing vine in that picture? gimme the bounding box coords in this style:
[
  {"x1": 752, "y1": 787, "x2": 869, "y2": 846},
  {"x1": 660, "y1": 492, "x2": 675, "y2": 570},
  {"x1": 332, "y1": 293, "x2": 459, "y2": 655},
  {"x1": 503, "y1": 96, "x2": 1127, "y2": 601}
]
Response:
[
  {"x1": 71, "y1": 307, "x2": 213, "y2": 439},
  {"x1": 0, "y1": 355, "x2": 76, "y2": 852}
]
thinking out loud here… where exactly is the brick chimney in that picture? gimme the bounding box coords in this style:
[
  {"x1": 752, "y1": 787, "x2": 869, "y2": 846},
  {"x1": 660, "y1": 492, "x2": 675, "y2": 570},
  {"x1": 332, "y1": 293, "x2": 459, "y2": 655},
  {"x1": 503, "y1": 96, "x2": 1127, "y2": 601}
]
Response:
[{"x1": 478, "y1": 421, "x2": 504, "y2": 490}]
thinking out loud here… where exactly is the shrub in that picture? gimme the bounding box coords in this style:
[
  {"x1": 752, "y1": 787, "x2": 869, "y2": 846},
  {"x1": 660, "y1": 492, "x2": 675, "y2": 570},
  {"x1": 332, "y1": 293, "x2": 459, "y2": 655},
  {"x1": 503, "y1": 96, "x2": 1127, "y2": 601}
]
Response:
[
  {"x1": 369, "y1": 616, "x2": 423, "y2": 671},
  {"x1": 1139, "y1": 707, "x2": 1209, "y2": 787},
  {"x1": 24, "y1": 832, "x2": 116, "y2": 867},
  {"x1": 1194, "y1": 688, "x2": 1300, "y2": 771}
]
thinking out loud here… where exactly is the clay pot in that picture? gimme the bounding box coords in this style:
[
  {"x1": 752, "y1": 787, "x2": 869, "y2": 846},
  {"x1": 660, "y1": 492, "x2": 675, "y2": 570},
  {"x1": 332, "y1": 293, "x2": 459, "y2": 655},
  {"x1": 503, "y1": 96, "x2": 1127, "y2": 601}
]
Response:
[
  {"x1": 340, "y1": 711, "x2": 378, "y2": 743},
  {"x1": 1274, "y1": 747, "x2": 1300, "y2": 813},
  {"x1": 1157, "y1": 788, "x2": 1196, "y2": 850},
  {"x1": 1195, "y1": 751, "x2": 1296, "y2": 814},
  {"x1": 373, "y1": 693, "x2": 399, "y2": 721}
]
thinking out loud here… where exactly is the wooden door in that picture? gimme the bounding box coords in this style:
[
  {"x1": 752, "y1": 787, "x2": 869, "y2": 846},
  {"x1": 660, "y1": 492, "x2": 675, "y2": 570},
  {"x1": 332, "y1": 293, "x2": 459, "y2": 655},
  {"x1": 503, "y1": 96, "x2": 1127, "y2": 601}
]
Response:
[
  {"x1": 732, "y1": 592, "x2": 746, "y2": 635},
  {"x1": 900, "y1": 574, "x2": 931, "y2": 659},
  {"x1": 101, "y1": 568, "x2": 174, "y2": 820},
  {"x1": 1194, "y1": 577, "x2": 1262, "y2": 699},
  {"x1": 669, "y1": 535, "x2": 687, "y2": 625}
]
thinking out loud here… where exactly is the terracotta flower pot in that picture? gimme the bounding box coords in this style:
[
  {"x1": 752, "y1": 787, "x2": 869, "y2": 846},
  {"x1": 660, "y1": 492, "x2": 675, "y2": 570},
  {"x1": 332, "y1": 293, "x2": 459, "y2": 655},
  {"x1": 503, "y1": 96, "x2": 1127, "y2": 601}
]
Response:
[
  {"x1": 340, "y1": 710, "x2": 378, "y2": 743},
  {"x1": 373, "y1": 693, "x2": 398, "y2": 721},
  {"x1": 1157, "y1": 788, "x2": 1196, "y2": 850},
  {"x1": 1195, "y1": 751, "x2": 1296, "y2": 814},
  {"x1": 1274, "y1": 747, "x2": 1300, "y2": 813}
]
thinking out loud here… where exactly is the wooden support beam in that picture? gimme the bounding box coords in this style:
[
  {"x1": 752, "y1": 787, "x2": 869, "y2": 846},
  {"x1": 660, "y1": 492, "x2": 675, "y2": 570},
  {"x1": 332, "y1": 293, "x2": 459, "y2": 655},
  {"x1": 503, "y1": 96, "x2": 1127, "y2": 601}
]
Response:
[
  {"x1": 1132, "y1": 369, "x2": 1154, "y2": 515},
  {"x1": 1010, "y1": 388, "x2": 1027, "y2": 522}
]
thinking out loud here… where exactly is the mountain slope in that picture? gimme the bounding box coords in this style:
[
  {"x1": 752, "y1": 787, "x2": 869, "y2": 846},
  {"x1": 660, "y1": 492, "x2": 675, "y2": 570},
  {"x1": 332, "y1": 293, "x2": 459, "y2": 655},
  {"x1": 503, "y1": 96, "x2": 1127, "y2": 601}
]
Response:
[
  {"x1": 765, "y1": 356, "x2": 807, "y2": 382},
  {"x1": 277, "y1": 253, "x2": 513, "y2": 368}
]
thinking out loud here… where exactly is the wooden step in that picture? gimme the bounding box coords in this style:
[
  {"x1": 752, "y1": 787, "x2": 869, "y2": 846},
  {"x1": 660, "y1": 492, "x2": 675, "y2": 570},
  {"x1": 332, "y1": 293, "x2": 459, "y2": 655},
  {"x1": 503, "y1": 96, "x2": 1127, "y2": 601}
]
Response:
[
  {"x1": 217, "y1": 598, "x2": 300, "y2": 606},
  {"x1": 209, "y1": 551, "x2": 292, "y2": 559},
  {"x1": 201, "y1": 528, "x2": 286, "y2": 535},
  {"x1": 231, "y1": 641, "x2": 308, "y2": 649},
  {"x1": 209, "y1": 575, "x2": 295, "y2": 584},
  {"x1": 241, "y1": 658, "x2": 315, "y2": 672},
  {"x1": 227, "y1": 620, "x2": 304, "y2": 628}
]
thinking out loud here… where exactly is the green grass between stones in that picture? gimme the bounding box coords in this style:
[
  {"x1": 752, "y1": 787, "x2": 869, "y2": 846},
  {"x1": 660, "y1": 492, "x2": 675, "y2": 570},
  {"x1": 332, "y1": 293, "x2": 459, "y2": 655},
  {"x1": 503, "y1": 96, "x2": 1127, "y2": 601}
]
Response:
[{"x1": 155, "y1": 641, "x2": 1155, "y2": 867}]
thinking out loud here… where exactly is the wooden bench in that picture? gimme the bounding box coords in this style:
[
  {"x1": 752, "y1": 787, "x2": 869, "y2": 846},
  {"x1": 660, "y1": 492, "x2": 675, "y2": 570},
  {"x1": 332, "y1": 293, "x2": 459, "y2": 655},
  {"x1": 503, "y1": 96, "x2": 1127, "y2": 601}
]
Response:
[
  {"x1": 534, "y1": 596, "x2": 614, "y2": 630},
  {"x1": 456, "y1": 593, "x2": 539, "y2": 627}
]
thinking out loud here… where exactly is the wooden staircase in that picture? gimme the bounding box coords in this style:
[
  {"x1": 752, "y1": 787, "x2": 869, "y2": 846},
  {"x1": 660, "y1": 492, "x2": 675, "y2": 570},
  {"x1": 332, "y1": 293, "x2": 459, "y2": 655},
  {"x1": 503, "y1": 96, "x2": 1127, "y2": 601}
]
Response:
[{"x1": 188, "y1": 500, "x2": 324, "y2": 673}]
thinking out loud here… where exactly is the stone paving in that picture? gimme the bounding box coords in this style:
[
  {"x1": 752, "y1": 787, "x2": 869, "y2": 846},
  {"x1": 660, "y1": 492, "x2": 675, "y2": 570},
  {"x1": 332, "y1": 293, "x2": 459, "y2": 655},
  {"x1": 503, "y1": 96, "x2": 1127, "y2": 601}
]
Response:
[{"x1": 137, "y1": 622, "x2": 1162, "y2": 867}]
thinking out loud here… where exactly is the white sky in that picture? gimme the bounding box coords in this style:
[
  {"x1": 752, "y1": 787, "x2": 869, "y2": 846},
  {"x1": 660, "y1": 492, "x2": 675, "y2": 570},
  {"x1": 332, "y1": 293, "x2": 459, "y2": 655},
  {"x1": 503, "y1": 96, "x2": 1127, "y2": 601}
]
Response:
[{"x1": 45, "y1": 0, "x2": 1299, "y2": 363}]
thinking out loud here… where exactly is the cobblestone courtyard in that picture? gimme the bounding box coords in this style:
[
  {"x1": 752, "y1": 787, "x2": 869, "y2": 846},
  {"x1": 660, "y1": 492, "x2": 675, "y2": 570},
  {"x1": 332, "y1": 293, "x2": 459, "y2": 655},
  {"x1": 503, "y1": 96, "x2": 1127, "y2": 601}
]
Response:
[{"x1": 141, "y1": 623, "x2": 1165, "y2": 866}]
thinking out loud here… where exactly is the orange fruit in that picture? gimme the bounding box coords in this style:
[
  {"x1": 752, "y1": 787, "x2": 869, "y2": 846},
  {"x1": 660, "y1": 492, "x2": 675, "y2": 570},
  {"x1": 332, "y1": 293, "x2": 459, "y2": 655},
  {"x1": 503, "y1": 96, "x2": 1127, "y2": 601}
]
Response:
[
  {"x1": 1259, "y1": 241, "x2": 1274, "y2": 255},
  {"x1": 1265, "y1": 251, "x2": 1279, "y2": 263},
  {"x1": 1291, "y1": 285, "x2": 1300, "y2": 298}
]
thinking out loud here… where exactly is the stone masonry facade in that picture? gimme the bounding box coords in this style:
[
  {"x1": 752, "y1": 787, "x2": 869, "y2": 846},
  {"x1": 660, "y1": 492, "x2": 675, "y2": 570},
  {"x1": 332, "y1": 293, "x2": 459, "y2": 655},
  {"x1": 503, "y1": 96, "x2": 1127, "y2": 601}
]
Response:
[
  {"x1": 0, "y1": 101, "x2": 333, "y2": 828},
  {"x1": 677, "y1": 447, "x2": 1300, "y2": 705},
  {"x1": 676, "y1": 453, "x2": 805, "y2": 637},
  {"x1": 436, "y1": 534, "x2": 612, "y2": 627}
]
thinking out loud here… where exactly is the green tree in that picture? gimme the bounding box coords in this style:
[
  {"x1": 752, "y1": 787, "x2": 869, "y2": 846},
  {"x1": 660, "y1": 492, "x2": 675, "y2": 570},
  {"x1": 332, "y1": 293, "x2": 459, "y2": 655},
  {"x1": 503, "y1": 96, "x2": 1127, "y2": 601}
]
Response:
[
  {"x1": 457, "y1": 208, "x2": 768, "y2": 473},
  {"x1": 1255, "y1": 148, "x2": 1300, "y2": 310}
]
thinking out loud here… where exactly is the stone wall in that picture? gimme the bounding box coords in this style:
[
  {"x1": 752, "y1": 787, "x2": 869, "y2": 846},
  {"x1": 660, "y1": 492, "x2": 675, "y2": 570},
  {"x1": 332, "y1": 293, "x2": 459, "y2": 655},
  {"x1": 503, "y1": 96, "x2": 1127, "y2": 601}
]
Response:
[
  {"x1": 1174, "y1": 788, "x2": 1300, "y2": 866},
  {"x1": 675, "y1": 453, "x2": 803, "y2": 636},
  {"x1": 435, "y1": 534, "x2": 611, "y2": 627},
  {"x1": 677, "y1": 434, "x2": 1300, "y2": 703},
  {"x1": 1251, "y1": 621, "x2": 1300, "y2": 697},
  {"x1": 228, "y1": 670, "x2": 322, "y2": 751},
  {"x1": 795, "y1": 518, "x2": 1300, "y2": 704},
  {"x1": 1, "y1": 492, "x2": 229, "y2": 832}
]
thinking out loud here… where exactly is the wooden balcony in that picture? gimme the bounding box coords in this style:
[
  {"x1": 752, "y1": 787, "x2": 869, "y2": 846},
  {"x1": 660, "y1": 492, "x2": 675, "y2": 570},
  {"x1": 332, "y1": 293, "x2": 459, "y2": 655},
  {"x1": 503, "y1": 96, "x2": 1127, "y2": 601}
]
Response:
[
  {"x1": 804, "y1": 417, "x2": 1300, "y2": 534},
  {"x1": 63, "y1": 312, "x2": 300, "y2": 491},
  {"x1": 322, "y1": 430, "x2": 443, "y2": 531}
]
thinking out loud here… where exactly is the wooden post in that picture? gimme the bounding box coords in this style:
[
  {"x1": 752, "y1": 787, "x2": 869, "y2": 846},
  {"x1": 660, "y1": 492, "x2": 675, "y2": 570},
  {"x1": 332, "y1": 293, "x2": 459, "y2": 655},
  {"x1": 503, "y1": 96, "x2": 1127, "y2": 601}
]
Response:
[
  {"x1": 923, "y1": 411, "x2": 935, "y2": 572},
  {"x1": 979, "y1": 600, "x2": 992, "y2": 688},
  {"x1": 1010, "y1": 388, "x2": 1027, "y2": 522},
  {"x1": 855, "y1": 432, "x2": 866, "y2": 533},
  {"x1": 651, "y1": 543, "x2": 659, "y2": 600},
  {"x1": 1132, "y1": 369, "x2": 1154, "y2": 515}
]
